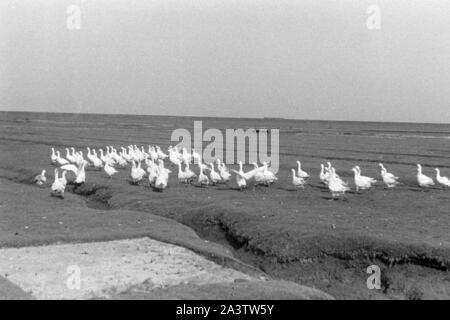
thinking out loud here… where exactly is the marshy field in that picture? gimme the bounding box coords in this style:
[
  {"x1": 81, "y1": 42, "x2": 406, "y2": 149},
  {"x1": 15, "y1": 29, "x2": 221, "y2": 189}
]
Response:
[{"x1": 0, "y1": 111, "x2": 449, "y2": 299}]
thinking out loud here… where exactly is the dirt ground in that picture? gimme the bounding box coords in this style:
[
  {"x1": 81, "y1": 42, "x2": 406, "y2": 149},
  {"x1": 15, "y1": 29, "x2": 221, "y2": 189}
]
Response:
[{"x1": 0, "y1": 112, "x2": 449, "y2": 299}]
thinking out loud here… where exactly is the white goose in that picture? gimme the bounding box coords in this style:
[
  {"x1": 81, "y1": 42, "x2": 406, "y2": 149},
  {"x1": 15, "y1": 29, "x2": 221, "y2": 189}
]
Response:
[
  {"x1": 231, "y1": 162, "x2": 247, "y2": 191},
  {"x1": 74, "y1": 162, "x2": 86, "y2": 184},
  {"x1": 56, "y1": 151, "x2": 69, "y2": 166},
  {"x1": 177, "y1": 162, "x2": 190, "y2": 183},
  {"x1": 51, "y1": 148, "x2": 58, "y2": 164},
  {"x1": 148, "y1": 163, "x2": 159, "y2": 186},
  {"x1": 66, "y1": 148, "x2": 77, "y2": 163},
  {"x1": 352, "y1": 166, "x2": 377, "y2": 192},
  {"x1": 209, "y1": 163, "x2": 222, "y2": 185},
  {"x1": 198, "y1": 166, "x2": 209, "y2": 187},
  {"x1": 291, "y1": 169, "x2": 306, "y2": 189},
  {"x1": 153, "y1": 160, "x2": 171, "y2": 191},
  {"x1": 217, "y1": 160, "x2": 231, "y2": 183},
  {"x1": 319, "y1": 163, "x2": 330, "y2": 185},
  {"x1": 252, "y1": 163, "x2": 265, "y2": 185},
  {"x1": 33, "y1": 169, "x2": 46, "y2": 185},
  {"x1": 296, "y1": 161, "x2": 310, "y2": 179},
  {"x1": 51, "y1": 169, "x2": 66, "y2": 198},
  {"x1": 60, "y1": 163, "x2": 79, "y2": 175},
  {"x1": 130, "y1": 161, "x2": 145, "y2": 184},
  {"x1": 378, "y1": 163, "x2": 399, "y2": 188},
  {"x1": 328, "y1": 168, "x2": 350, "y2": 199},
  {"x1": 104, "y1": 162, "x2": 118, "y2": 178},
  {"x1": 435, "y1": 168, "x2": 450, "y2": 188},
  {"x1": 417, "y1": 164, "x2": 434, "y2": 188},
  {"x1": 90, "y1": 150, "x2": 104, "y2": 169},
  {"x1": 260, "y1": 162, "x2": 278, "y2": 186}
]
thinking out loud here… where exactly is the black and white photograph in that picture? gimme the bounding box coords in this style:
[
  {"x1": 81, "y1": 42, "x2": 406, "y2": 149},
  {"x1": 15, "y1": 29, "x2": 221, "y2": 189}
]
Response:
[{"x1": 0, "y1": 0, "x2": 449, "y2": 305}]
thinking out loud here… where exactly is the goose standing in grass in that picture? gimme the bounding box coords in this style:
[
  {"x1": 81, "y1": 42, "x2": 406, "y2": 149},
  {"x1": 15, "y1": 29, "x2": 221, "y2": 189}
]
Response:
[
  {"x1": 296, "y1": 161, "x2": 310, "y2": 179},
  {"x1": 104, "y1": 162, "x2": 117, "y2": 178},
  {"x1": 153, "y1": 160, "x2": 171, "y2": 191},
  {"x1": 260, "y1": 162, "x2": 278, "y2": 186},
  {"x1": 231, "y1": 162, "x2": 247, "y2": 191},
  {"x1": 417, "y1": 164, "x2": 434, "y2": 189},
  {"x1": 328, "y1": 168, "x2": 350, "y2": 200},
  {"x1": 184, "y1": 162, "x2": 197, "y2": 182},
  {"x1": 198, "y1": 166, "x2": 209, "y2": 187},
  {"x1": 319, "y1": 163, "x2": 330, "y2": 185},
  {"x1": 66, "y1": 148, "x2": 76, "y2": 163},
  {"x1": 209, "y1": 163, "x2": 222, "y2": 185},
  {"x1": 217, "y1": 160, "x2": 231, "y2": 183},
  {"x1": 252, "y1": 163, "x2": 265, "y2": 185},
  {"x1": 33, "y1": 169, "x2": 47, "y2": 185},
  {"x1": 74, "y1": 162, "x2": 86, "y2": 184},
  {"x1": 148, "y1": 164, "x2": 159, "y2": 186},
  {"x1": 51, "y1": 148, "x2": 58, "y2": 164},
  {"x1": 291, "y1": 169, "x2": 306, "y2": 189},
  {"x1": 168, "y1": 146, "x2": 182, "y2": 166},
  {"x1": 352, "y1": 166, "x2": 377, "y2": 192},
  {"x1": 56, "y1": 151, "x2": 69, "y2": 166},
  {"x1": 177, "y1": 162, "x2": 190, "y2": 184},
  {"x1": 435, "y1": 168, "x2": 450, "y2": 188},
  {"x1": 90, "y1": 150, "x2": 103, "y2": 169},
  {"x1": 51, "y1": 169, "x2": 66, "y2": 198},
  {"x1": 378, "y1": 163, "x2": 399, "y2": 188},
  {"x1": 130, "y1": 161, "x2": 145, "y2": 184}
]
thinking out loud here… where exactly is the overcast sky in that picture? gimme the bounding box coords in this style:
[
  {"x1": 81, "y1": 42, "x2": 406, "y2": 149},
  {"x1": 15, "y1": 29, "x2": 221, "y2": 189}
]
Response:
[{"x1": 1, "y1": 0, "x2": 450, "y2": 123}]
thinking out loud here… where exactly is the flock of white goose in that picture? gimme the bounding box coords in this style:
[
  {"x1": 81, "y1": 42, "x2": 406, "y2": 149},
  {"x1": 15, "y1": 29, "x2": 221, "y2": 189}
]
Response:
[{"x1": 32, "y1": 145, "x2": 450, "y2": 200}]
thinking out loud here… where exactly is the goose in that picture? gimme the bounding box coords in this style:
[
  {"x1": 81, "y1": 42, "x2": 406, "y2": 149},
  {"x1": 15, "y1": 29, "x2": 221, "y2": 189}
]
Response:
[
  {"x1": 296, "y1": 161, "x2": 310, "y2": 179},
  {"x1": 33, "y1": 169, "x2": 46, "y2": 185},
  {"x1": 74, "y1": 162, "x2": 86, "y2": 184},
  {"x1": 153, "y1": 170, "x2": 169, "y2": 191},
  {"x1": 435, "y1": 168, "x2": 450, "y2": 188},
  {"x1": 236, "y1": 161, "x2": 265, "y2": 180},
  {"x1": 168, "y1": 147, "x2": 182, "y2": 166},
  {"x1": 156, "y1": 146, "x2": 168, "y2": 160},
  {"x1": 60, "y1": 170, "x2": 68, "y2": 187},
  {"x1": 130, "y1": 161, "x2": 145, "y2": 184},
  {"x1": 198, "y1": 166, "x2": 209, "y2": 187},
  {"x1": 184, "y1": 162, "x2": 197, "y2": 182},
  {"x1": 99, "y1": 149, "x2": 115, "y2": 166},
  {"x1": 90, "y1": 150, "x2": 104, "y2": 169},
  {"x1": 60, "y1": 163, "x2": 79, "y2": 175},
  {"x1": 319, "y1": 163, "x2": 330, "y2": 185},
  {"x1": 66, "y1": 148, "x2": 77, "y2": 163},
  {"x1": 153, "y1": 160, "x2": 171, "y2": 191},
  {"x1": 252, "y1": 163, "x2": 265, "y2": 185},
  {"x1": 209, "y1": 163, "x2": 222, "y2": 185},
  {"x1": 104, "y1": 162, "x2": 118, "y2": 178},
  {"x1": 260, "y1": 162, "x2": 278, "y2": 186},
  {"x1": 352, "y1": 166, "x2": 377, "y2": 192},
  {"x1": 148, "y1": 146, "x2": 158, "y2": 161},
  {"x1": 148, "y1": 164, "x2": 159, "y2": 186},
  {"x1": 231, "y1": 162, "x2": 247, "y2": 191},
  {"x1": 56, "y1": 151, "x2": 69, "y2": 166},
  {"x1": 217, "y1": 160, "x2": 231, "y2": 183},
  {"x1": 177, "y1": 162, "x2": 190, "y2": 183},
  {"x1": 181, "y1": 147, "x2": 192, "y2": 164},
  {"x1": 291, "y1": 169, "x2": 306, "y2": 189},
  {"x1": 51, "y1": 148, "x2": 58, "y2": 164},
  {"x1": 51, "y1": 169, "x2": 66, "y2": 198},
  {"x1": 378, "y1": 163, "x2": 399, "y2": 188},
  {"x1": 328, "y1": 168, "x2": 350, "y2": 200},
  {"x1": 192, "y1": 149, "x2": 202, "y2": 164},
  {"x1": 417, "y1": 164, "x2": 434, "y2": 188}
]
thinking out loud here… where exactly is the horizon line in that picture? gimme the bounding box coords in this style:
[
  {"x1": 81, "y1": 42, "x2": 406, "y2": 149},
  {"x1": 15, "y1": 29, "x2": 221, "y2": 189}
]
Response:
[{"x1": 1, "y1": 109, "x2": 449, "y2": 126}]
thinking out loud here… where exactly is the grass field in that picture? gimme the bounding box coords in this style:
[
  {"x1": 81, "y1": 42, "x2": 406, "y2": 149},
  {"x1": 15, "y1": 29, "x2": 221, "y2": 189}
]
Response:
[{"x1": 1, "y1": 111, "x2": 449, "y2": 299}]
